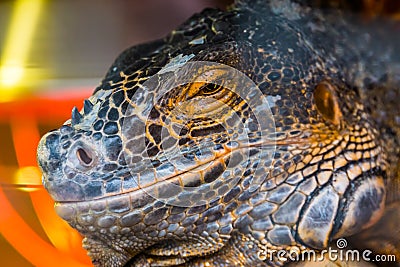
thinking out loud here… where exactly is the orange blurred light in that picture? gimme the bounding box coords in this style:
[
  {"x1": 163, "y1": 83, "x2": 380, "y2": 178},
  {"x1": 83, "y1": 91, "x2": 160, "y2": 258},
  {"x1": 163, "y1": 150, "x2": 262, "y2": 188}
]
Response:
[
  {"x1": 0, "y1": 88, "x2": 92, "y2": 123},
  {"x1": 10, "y1": 115, "x2": 40, "y2": 167},
  {"x1": 0, "y1": 187, "x2": 90, "y2": 267},
  {"x1": 13, "y1": 166, "x2": 42, "y2": 192},
  {"x1": 0, "y1": 88, "x2": 93, "y2": 266},
  {"x1": 30, "y1": 190, "x2": 92, "y2": 265}
]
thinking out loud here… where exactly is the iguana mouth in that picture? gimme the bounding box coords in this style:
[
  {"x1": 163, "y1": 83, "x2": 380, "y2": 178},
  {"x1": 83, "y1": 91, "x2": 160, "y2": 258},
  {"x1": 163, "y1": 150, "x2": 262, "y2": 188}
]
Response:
[
  {"x1": 48, "y1": 134, "x2": 327, "y2": 205},
  {"x1": 51, "y1": 141, "x2": 271, "y2": 204}
]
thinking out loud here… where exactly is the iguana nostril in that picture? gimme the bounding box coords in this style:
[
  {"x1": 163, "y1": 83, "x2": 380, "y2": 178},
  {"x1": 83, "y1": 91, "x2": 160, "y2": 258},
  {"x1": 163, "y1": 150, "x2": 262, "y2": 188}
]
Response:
[{"x1": 76, "y1": 147, "x2": 93, "y2": 166}]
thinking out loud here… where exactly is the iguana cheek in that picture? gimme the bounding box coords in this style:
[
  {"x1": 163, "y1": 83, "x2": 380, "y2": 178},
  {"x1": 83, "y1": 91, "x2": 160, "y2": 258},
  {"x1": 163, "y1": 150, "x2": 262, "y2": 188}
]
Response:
[
  {"x1": 333, "y1": 175, "x2": 386, "y2": 238},
  {"x1": 296, "y1": 173, "x2": 386, "y2": 249}
]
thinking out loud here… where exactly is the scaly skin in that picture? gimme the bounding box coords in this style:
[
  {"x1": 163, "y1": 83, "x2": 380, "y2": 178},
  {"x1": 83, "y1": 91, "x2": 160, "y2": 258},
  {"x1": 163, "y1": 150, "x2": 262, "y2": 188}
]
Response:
[{"x1": 37, "y1": 1, "x2": 399, "y2": 266}]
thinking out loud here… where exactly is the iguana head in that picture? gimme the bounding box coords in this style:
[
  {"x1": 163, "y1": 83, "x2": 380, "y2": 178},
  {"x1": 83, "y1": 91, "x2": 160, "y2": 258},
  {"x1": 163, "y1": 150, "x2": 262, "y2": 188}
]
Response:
[{"x1": 37, "y1": 2, "x2": 389, "y2": 265}]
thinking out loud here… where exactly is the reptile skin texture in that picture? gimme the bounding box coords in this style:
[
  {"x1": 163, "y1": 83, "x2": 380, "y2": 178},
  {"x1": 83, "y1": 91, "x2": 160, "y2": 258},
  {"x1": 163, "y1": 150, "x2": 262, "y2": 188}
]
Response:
[{"x1": 37, "y1": 0, "x2": 399, "y2": 266}]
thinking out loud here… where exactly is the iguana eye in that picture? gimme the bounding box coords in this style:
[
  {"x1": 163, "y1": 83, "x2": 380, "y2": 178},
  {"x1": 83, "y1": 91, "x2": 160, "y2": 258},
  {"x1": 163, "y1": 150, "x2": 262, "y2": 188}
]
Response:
[
  {"x1": 198, "y1": 83, "x2": 221, "y2": 95},
  {"x1": 182, "y1": 82, "x2": 224, "y2": 99},
  {"x1": 314, "y1": 81, "x2": 342, "y2": 126}
]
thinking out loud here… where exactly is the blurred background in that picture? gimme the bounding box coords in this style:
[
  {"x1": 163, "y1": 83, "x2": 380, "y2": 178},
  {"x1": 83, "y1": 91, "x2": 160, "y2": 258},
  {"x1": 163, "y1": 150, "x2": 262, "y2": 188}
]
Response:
[{"x1": 0, "y1": 0, "x2": 398, "y2": 266}]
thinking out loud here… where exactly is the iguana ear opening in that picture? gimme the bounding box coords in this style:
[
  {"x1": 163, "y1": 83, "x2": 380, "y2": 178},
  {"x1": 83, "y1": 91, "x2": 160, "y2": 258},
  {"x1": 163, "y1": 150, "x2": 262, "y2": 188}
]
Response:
[{"x1": 313, "y1": 80, "x2": 343, "y2": 126}]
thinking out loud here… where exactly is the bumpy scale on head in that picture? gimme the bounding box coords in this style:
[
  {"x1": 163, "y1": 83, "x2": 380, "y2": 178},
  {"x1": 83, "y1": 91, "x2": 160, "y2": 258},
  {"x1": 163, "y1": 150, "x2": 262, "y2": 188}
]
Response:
[{"x1": 37, "y1": 1, "x2": 393, "y2": 266}]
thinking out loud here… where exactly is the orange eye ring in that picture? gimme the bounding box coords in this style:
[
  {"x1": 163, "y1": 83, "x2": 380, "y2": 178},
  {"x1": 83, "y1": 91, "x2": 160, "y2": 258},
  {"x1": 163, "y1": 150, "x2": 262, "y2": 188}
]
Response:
[{"x1": 314, "y1": 81, "x2": 343, "y2": 126}]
